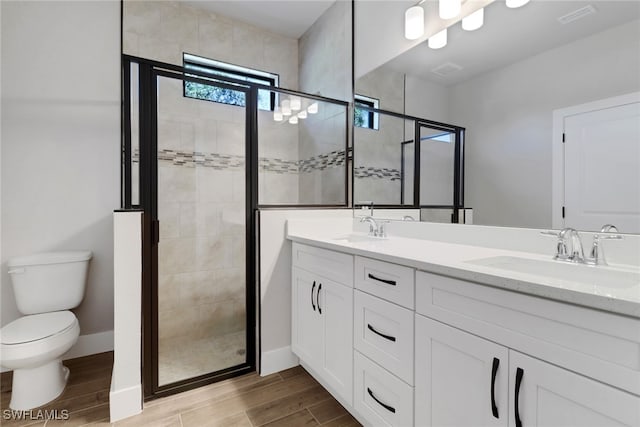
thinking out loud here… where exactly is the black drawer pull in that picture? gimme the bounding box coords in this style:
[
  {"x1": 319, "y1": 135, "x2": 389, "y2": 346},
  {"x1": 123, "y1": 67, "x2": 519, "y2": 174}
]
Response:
[
  {"x1": 367, "y1": 273, "x2": 396, "y2": 286},
  {"x1": 491, "y1": 357, "x2": 499, "y2": 419},
  {"x1": 515, "y1": 367, "x2": 524, "y2": 427},
  {"x1": 367, "y1": 387, "x2": 396, "y2": 414},
  {"x1": 367, "y1": 324, "x2": 396, "y2": 342},
  {"x1": 317, "y1": 283, "x2": 322, "y2": 314},
  {"x1": 311, "y1": 281, "x2": 316, "y2": 311}
]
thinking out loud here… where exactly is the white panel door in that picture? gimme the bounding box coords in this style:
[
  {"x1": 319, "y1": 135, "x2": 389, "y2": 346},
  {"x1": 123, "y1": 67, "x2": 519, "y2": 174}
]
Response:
[
  {"x1": 291, "y1": 268, "x2": 322, "y2": 370},
  {"x1": 564, "y1": 101, "x2": 640, "y2": 233},
  {"x1": 415, "y1": 315, "x2": 508, "y2": 427},
  {"x1": 318, "y1": 278, "x2": 353, "y2": 405},
  {"x1": 509, "y1": 350, "x2": 640, "y2": 427}
]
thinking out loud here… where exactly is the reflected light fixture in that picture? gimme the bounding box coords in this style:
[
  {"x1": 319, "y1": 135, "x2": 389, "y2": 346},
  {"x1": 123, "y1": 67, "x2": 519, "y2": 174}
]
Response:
[
  {"x1": 506, "y1": 0, "x2": 530, "y2": 8},
  {"x1": 404, "y1": 5, "x2": 425, "y2": 40},
  {"x1": 289, "y1": 116, "x2": 298, "y2": 124},
  {"x1": 439, "y1": 0, "x2": 461, "y2": 20},
  {"x1": 462, "y1": 8, "x2": 484, "y2": 31},
  {"x1": 273, "y1": 107, "x2": 283, "y2": 122},
  {"x1": 428, "y1": 28, "x2": 447, "y2": 49},
  {"x1": 290, "y1": 96, "x2": 301, "y2": 111},
  {"x1": 307, "y1": 102, "x2": 318, "y2": 114},
  {"x1": 297, "y1": 110, "x2": 307, "y2": 119},
  {"x1": 281, "y1": 99, "x2": 291, "y2": 116}
]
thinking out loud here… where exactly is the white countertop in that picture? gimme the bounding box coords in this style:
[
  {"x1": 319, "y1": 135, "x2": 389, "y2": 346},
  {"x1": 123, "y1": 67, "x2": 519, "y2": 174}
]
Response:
[{"x1": 286, "y1": 222, "x2": 640, "y2": 318}]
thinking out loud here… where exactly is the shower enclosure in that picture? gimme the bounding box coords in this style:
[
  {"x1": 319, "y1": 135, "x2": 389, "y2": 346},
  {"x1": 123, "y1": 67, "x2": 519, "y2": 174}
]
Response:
[{"x1": 122, "y1": 56, "x2": 349, "y2": 398}]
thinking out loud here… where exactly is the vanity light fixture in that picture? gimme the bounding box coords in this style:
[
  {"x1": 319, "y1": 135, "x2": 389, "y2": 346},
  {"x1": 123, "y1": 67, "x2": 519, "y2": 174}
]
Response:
[
  {"x1": 307, "y1": 102, "x2": 318, "y2": 114},
  {"x1": 439, "y1": 0, "x2": 461, "y2": 20},
  {"x1": 289, "y1": 116, "x2": 298, "y2": 124},
  {"x1": 297, "y1": 110, "x2": 307, "y2": 119},
  {"x1": 405, "y1": 4, "x2": 425, "y2": 40},
  {"x1": 506, "y1": 0, "x2": 530, "y2": 8},
  {"x1": 462, "y1": 7, "x2": 484, "y2": 31},
  {"x1": 428, "y1": 28, "x2": 448, "y2": 49}
]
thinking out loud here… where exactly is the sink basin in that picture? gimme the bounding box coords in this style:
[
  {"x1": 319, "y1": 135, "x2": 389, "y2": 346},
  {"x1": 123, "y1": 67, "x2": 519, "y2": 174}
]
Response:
[
  {"x1": 332, "y1": 233, "x2": 388, "y2": 244},
  {"x1": 466, "y1": 256, "x2": 640, "y2": 288}
]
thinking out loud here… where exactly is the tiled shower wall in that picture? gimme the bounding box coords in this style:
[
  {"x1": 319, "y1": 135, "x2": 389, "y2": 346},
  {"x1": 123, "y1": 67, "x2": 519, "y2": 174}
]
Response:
[{"x1": 298, "y1": 0, "x2": 352, "y2": 205}]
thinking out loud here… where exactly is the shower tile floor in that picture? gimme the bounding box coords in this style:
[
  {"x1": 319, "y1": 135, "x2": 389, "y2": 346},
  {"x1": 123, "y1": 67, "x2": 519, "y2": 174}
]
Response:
[{"x1": 158, "y1": 330, "x2": 246, "y2": 385}]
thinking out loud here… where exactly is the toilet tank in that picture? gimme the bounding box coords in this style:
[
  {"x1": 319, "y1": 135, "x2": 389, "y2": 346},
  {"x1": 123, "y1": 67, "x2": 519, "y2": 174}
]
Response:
[{"x1": 8, "y1": 251, "x2": 92, "y2": 315}]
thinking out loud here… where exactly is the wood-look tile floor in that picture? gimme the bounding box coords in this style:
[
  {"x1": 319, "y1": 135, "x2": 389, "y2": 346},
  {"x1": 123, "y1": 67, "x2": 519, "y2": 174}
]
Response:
[{"x1": 0, "y1": 352, "x2": 360, "y2": 427}]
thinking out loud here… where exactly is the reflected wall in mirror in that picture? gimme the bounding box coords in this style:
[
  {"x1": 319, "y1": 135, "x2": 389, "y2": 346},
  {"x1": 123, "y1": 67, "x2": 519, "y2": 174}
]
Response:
[{"x1": 355, "y1": 0, "x2": 640, "y2": 233}]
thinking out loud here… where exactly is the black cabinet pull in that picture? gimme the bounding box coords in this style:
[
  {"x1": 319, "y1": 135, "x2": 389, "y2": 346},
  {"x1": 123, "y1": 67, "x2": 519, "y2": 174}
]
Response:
[
  {"x1": 317, "y1": 283, "x2": 322, "y2": 314},
  {"x1": 367, "y1": 324, "x2": 396, "y2": 342},
  {"x1": 367, "y1": 387, "x2": 396, "y2": 414},
  {"x1": 491, "y1": 357, "x2": 499, "y2": 419},
  {"x1": 515, "y1": 367, "x2": 524, "y2": 427},
  {"x1": 367, "y1": 273, "x2": 396, "y2": 286},
  {"x1": 311, "y1": 281, "x2": 316, "y2": 311}
]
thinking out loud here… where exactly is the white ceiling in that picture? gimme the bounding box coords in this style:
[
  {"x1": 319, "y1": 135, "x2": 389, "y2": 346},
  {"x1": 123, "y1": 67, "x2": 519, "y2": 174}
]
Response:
[
  {"x1": 381, "y1": 0, "x2": 640, "y2": 86},
  {"x1": 182, "y1": 0, "x2": 336, "y2": 38}
]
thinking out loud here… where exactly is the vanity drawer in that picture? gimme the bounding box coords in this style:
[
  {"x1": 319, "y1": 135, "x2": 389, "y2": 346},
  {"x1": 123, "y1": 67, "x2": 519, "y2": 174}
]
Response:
[
  {"x1": 354, "y1": 290, "x2": 414, "y2": 385},
  {"x1": 292, "y1": 242, "x2": 353, "y2": 286},
  {"x1": 416, "y1": 270, "x2": 640, "y2": 396},
  {"x1": 354, "y1": 351, "x2": 414, "y2": 427},
  {"x1": 355, "y1": 256, "x2": 414, "y2": 309}
]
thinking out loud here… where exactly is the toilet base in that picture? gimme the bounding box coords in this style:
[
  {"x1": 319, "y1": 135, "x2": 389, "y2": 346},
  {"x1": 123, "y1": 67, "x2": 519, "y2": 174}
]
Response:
[{"x1": 10, "y1": 359, "x2": 70, "y2": 410}]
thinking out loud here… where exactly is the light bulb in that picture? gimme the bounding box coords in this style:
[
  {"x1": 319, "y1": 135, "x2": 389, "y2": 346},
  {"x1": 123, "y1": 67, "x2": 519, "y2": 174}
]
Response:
[
  {"x1": 428, "y1": 28, "x2": 447, "y2": 49},
  {"x1": 290, "y1": 96, "x2": 301, "y2": 111},
  {"x1": 298, "y1": 110, "x2": 307, "y2": 119},
  {"x1": 462, "y1": 8, "x2": 484, "y2": 31},
  {"x1": 307, "y1": 102, "x2": 318, "y2": 114},
  {"x1": 273, "y1": 108, "x2": 283, "y2": 122},
  {"x1": 289, "y1": 116, "x2": 298, "y2": 124},
  {"x1": 506, "y1": 0, "x2": 530, "y2": 8},
  {"x1": 281, "y1": 99, "x2": 291, "y2": 116},
  {"x1": 404, "y1": 6, "x2": 424, "y2": 40},
  {"x1": 439, "y1": 0, "x2": 461, "y2": 20}
]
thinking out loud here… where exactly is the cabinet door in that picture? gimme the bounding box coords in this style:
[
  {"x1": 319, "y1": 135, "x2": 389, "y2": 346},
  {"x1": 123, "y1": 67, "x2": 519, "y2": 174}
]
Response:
[
  {"x1": 415, "y1": 315, "x2": 508, "y2": 427},
  {"x1": 318, "y1": 278, "x2": 354, "y2": 406},
  {"x1": 291, "y1": 268, "x2": 322, "y2": 369},
  {"x1": 509, "y1": 351, "x2": 640, "y2": 427}
]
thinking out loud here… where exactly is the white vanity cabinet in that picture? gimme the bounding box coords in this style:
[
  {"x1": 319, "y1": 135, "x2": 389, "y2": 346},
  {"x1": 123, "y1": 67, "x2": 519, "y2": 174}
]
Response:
[
  {"x1": 289, "y1": 239, "x2": 640, "y2": 427},
  {"x1": 291, "y1": 243, "x2": 354, "y2": 406}
]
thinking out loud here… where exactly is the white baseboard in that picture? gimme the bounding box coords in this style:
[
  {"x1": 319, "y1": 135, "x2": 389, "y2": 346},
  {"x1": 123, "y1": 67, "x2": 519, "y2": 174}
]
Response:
[
  {"x1": 1, "y1": 330, "x2": 114, "y2": 373},
  {"x1": 109, "y1": 384, "x2": 142, "y2": 422},
  {"x1": 260, "y1": 346, "x2": 299, "y2": 376}
]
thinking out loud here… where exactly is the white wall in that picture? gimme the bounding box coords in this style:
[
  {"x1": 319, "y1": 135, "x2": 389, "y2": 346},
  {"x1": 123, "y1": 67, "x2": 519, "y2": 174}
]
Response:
[
  {"x1": 449, "y1": 20, "x2": 640, "y2": 228},
  {"x1": 259, "y1": 209, "x2": 352, "y2": 375},
  {"x1": 1, "y1": 1, "x2": 120, "y2": 341}
]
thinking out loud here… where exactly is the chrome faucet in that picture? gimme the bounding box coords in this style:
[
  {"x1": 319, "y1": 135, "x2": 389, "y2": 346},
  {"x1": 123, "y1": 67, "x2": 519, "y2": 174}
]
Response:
[
  {"x1": 542, "y1": 224, "x2": 622, "y2": 266},
  {"x1": 360, "y1": 216, "x2": 388, "y2": 238}
]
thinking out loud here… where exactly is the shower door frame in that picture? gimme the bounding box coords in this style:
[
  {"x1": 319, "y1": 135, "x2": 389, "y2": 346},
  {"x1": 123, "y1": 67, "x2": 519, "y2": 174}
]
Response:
[{"x1": 127, "y1": 56, "x2": 259, "y2": 400}]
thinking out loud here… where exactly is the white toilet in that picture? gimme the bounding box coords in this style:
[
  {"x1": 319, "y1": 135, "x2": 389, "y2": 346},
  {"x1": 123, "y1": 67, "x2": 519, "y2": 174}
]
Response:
[{"x1": 0, "y1": 251, "x2": 92, "y2": 410}]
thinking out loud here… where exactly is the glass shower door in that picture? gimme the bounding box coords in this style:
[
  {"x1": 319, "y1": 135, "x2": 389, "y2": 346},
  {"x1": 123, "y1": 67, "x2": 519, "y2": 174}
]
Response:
[{"x1": 154, "y1": 73, "x2": 250, "y2": 387}]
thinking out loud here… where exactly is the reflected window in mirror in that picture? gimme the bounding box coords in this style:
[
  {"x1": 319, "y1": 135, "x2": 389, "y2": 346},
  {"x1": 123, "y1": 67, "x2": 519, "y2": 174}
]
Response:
[
  {"x1": 183, "y1": 53, "x2": 279, "y2": 111},
  {"x1": 354, "y1": 94, "x2": 379, "y2": 130}
]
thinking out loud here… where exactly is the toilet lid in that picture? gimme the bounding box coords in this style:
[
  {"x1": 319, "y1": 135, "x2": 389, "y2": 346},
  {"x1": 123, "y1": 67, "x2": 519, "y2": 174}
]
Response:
[{"x1": 0, "y1": 311, "x2": 76, "y2": 345}]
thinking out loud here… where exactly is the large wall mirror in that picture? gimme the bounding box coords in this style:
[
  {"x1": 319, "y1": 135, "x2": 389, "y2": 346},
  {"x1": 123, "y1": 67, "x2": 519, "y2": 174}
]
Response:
[{"x1": 354, "y1": 0, "x2": 640, "y2": 233}]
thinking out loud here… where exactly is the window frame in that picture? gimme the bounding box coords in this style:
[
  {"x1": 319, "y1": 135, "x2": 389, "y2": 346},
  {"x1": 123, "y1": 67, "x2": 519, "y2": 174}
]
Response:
[{"x1": 354, "y1": 94, "x2": 379, "y2": 130}]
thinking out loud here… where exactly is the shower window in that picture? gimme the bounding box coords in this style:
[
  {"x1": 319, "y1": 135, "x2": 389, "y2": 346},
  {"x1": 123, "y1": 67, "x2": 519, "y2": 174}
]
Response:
[{"x1": 183, "y1": 53, "x2": 279, "y2": 110}]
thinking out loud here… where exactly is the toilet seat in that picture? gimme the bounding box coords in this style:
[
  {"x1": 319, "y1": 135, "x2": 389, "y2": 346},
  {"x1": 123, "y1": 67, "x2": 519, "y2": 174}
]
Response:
[{"x1": 1, "y1": 311, "x2": 77, "y2": 345}]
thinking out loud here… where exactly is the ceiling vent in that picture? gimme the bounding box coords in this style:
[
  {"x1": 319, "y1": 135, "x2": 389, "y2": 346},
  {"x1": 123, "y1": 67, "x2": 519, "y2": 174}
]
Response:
[
  {"x1": 557, "y1": 5, "x2": 597, "y2": 25},
  {"x1": 431, "y1": 62, "x2": 463, "y2": 77}
]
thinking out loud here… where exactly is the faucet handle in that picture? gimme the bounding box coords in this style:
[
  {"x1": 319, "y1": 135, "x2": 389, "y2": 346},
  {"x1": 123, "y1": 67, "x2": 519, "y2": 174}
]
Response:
[
  {"x1": 589, "y1": 233, "x2": 623, "y2": 266},
  {"x1": 541, "y1": 230, "x2": 570, "y2": 260}
]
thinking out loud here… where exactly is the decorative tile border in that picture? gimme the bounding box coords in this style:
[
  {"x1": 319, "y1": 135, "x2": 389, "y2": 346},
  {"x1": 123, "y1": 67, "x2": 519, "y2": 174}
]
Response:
[
  {"x1": 132, "y1": 148, "x2": 400, "y2": 182},
  {"x1": 354, "y1": 166, "x2": 401, "y2": 181}
]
